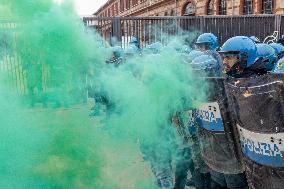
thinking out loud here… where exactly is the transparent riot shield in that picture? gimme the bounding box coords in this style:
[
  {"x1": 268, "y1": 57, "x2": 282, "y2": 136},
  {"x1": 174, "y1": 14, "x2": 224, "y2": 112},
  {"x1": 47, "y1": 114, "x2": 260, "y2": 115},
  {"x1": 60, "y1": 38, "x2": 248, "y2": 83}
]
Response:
[
  {"x1": 193, "y1": 77, "x2": 243, "y2": 174},
  {"x1": 225, "y1": 73, "x2": 284, "y2": 167},
  {"x1": 225, "y1": 73, "x2": 284, "y2": 189},
  {"x1": 194, "y1": 77, "x2": 226, "y2": 132}
]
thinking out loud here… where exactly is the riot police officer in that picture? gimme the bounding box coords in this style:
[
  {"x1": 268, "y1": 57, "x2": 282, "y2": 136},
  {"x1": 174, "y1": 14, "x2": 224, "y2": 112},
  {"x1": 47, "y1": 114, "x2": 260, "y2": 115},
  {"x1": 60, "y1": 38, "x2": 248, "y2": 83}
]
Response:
[
  {"x1": 171, "y1": 48, "x2": 208, "y2": 189},
  {"x1": 89, "y1": 46, "x2": 124, "y2": 117},
  {"x1": 188, "y1": 53, "x2": 225, "y2": 189},
  {"x1": 220, "y1": 36, "x2": 284, "y2": 189},
  {"x1": 194, "y1": 36, "x2": 250, "y2": 189},
  {"x1": 193, "y1": 33, "x2": 248, "y2": 189},
  {"x1": 194, "y1": 33, "x2": 222, "y2": 70}
]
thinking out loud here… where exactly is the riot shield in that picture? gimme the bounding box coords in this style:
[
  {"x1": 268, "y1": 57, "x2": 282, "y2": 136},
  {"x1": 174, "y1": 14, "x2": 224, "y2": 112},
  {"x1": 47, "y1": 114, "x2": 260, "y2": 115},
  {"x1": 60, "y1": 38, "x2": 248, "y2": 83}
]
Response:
[
  {"x1": 194, "y1": 77, "x2": 244, "y2": 174},
  {"x1": 194, "y1": 77, "x2": 226, "y2": 132},
  {"x1": 225, "y1": 73, "x2": 284, "y2": 167}
]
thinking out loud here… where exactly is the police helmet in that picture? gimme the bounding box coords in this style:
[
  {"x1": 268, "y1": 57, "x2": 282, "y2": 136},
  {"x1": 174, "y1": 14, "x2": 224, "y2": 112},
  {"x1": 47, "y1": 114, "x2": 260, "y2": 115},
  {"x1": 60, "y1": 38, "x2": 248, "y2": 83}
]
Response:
[
  {"x1": 255, "y1": 43, "x2": 277, "y2": 71},
  {"x1": 269, "y1": 43, "x2": 284, "y2": 59},
  {"x1": 219, "y1": 36, "x2": 258, "y2": 68},
  {"x1": 195, "y1": 33, "x2": 219, "y2": 50},
  {"x1": 249, "y1": 36, "x2": 261, "y2": 43}
]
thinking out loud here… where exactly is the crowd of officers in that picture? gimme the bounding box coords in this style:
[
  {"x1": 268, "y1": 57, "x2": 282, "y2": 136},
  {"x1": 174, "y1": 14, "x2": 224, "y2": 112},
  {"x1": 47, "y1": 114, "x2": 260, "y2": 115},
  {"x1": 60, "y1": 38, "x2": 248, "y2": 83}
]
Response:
[{"x1": 91, "y1": 34, "x2": 284, "y2": 189}]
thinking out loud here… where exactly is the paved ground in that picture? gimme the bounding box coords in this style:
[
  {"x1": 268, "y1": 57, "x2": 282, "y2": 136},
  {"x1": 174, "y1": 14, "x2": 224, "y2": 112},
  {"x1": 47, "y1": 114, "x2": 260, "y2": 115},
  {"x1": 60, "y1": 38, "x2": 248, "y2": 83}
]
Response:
[{"x1": 28, "y1": 102, "x2": 196, "y2": 189}]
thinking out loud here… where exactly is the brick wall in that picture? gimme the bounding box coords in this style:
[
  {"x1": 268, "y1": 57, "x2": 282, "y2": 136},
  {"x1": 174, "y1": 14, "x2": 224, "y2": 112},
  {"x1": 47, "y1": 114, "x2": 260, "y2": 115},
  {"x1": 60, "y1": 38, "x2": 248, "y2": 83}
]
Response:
[{"x1": 95, "y1": 0, "x2": 283, "y2": 17}]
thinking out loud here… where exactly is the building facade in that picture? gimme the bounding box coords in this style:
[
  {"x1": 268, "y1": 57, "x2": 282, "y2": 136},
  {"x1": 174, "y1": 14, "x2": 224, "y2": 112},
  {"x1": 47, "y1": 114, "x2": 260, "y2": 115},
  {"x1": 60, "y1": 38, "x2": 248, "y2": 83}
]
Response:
[{"x1": 94, "y1": 0, "x2": 284, "y2": 17}]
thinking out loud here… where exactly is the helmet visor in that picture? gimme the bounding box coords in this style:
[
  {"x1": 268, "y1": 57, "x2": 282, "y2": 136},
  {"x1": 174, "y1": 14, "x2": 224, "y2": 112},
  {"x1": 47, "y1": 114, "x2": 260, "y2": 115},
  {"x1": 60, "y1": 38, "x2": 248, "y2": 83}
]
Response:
[{"x1": 195, "y1": 43, "x2": 210, "y2": 51}]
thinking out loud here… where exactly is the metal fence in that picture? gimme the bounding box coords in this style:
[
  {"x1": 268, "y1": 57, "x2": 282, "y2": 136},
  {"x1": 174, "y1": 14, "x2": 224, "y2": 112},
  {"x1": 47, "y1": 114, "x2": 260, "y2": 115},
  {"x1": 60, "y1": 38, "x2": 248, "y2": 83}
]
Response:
[
  {"x1": 0, "y1": 21, "x2": 54, "y2": 96},
  {"x1": 0, "y1": 21, "x2": 87, "y2": 100},
  {"x1": 83, "y1": 15, "x2": 284, "y2": 48},
  {"x1": 2, "y1": 15, "x2": 284, "y2": 95},
  {"x1": 0, "y1": 21, "x2": 27, "y2": 95}
]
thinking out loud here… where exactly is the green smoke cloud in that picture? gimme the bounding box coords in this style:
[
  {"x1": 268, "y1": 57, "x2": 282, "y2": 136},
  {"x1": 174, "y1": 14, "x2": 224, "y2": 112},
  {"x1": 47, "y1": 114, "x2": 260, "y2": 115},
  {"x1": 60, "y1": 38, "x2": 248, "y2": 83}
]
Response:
[
  {"x1": 0, "y1": 0, "x2": 208, "y2": 188},
  {"x1": 0, "y1": 0, "x2": 106, "y2": 188},
  {"x1": 94, "y1": 36, "x2": 207, "y2": 188}
]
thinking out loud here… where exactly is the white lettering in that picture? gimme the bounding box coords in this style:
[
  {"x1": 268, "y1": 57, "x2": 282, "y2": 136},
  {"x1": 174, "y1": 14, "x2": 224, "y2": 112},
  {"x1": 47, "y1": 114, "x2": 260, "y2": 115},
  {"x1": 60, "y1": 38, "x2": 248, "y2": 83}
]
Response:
[
  {"x1": 241, "y1": 136, "x2": 284, "y2": 158},
  {"x1": 194, "y1": 109, "x2": 218, "y2": 123}
]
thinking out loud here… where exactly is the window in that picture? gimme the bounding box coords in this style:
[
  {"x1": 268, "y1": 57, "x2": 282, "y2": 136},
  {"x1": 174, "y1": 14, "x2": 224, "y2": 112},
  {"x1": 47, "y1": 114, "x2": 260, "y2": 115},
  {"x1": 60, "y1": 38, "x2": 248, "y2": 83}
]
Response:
[
  {"x1": 120, "y1": 0, "x2": 124, "y2": 12},
  {"x1": 262, "y1": 0, "x2": 274, "y2": 14},
  {"x1": 114, "y1": 3, "x2": 118, "y2": 15},
  {"x1": 218, "y1": 0, "x2": 226, "y2": 15},
  {"x1": 164, "y1": 11, "x2": 168, "y2": 16},
  {"x1": 207, "y1": 0, "x2": 213, "y2": 15},
  {"x1": 243, "y1": 0, "x2": 253, "y2": 14},
  {"x1": 111, "y1": 5, "x2": 114, "y2": 16},
  {"x1": 170, "y1": 10, "x2": 175, "y2": 16},
  {"x1": 126, "y1": 0, "x2": 130, "y2": 10},
  {"x1": 184, "y1": 2, "x2": 196, "y2": 16}
]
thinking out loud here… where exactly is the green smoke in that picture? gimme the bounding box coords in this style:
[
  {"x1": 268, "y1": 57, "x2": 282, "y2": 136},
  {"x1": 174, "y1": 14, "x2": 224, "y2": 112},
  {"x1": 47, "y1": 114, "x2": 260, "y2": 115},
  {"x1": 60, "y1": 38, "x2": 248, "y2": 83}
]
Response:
[
  {"x1": 0, "y1": 0, "x2": 208, "y2": 188},
  {"x1": 0, "y1": 75, "x2": 105, "y2": 188},
  {"x1": 0, "y1": 0, "x2": 106, "y2": 188},
  {"x1": 100, "y1": 40, "x2": 206, "y2": 138},
  {"x1": 95, "y1": 36, "x2": 207, "y2": 188},
  {"x1": 0, "y1": 72, "x2": 45, "y2": 188}
]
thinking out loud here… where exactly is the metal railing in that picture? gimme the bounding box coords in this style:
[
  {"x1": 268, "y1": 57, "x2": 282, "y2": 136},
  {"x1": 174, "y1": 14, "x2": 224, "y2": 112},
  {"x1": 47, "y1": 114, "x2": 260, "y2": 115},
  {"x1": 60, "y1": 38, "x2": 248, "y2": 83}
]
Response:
[
  {"x1": 0, "y1": 21, "x2": 27, "y2": 95},
  {"x1": 83, "y1": 15, "x2": 284, "y2": 47},
  {"x1": 2, "y1": 15, "x2": 284, "y2": 96}
]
